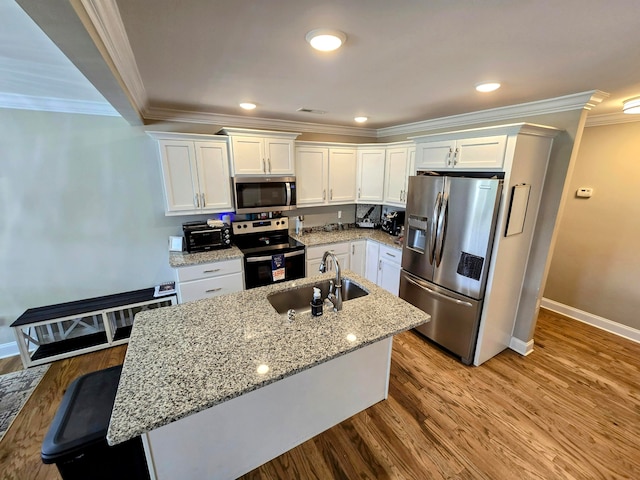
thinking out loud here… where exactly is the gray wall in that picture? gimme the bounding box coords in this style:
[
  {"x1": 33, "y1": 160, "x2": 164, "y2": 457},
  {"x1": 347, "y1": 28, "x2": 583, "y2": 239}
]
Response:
[{"x1": 0, "y1": 109, "x2": 199, "y2": 345}]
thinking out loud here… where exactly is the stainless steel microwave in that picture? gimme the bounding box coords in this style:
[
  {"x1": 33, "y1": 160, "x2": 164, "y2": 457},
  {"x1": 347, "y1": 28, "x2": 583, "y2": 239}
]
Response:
[{"x1": 233, "y1": 176, "x2": 296, "y2": 214}]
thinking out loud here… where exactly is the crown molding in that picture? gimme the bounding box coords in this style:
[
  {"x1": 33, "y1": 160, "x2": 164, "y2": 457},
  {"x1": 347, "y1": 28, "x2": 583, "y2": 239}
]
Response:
[
  {"x1": 377, "y1": 90, "x2": 609, "y2": 138},
  {"x1": 143, "y1": 106, "x2": 378, "y2": 138},
  {"x1": 0, "y1": 92, "x2": 119, "y2": 116},
  {"x1": 585, "y1": 111, "x2": 640, "y2": 127},
  {"x1": 80, "y1": 0, "x2": 147, "y2": 114}
]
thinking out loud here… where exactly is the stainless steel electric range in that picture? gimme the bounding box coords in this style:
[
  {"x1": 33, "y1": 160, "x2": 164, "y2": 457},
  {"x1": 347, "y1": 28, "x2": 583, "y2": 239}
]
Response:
[{"x1": 232, "y1": 217, "x2": 306, "y2": 289}]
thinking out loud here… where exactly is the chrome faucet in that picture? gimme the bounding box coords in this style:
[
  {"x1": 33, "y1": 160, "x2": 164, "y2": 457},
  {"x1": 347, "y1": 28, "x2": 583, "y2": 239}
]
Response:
[{"x1": 319, "y1": 251, "x2": 342, "y2": 311}]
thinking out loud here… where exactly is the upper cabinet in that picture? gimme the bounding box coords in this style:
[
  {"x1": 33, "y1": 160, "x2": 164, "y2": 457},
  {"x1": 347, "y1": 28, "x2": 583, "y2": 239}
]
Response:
[
  {"x1": 221, "y1": 128, "x2": 300, "y2": 176},
  {"x1": 383, "y1": 143, "x2": 414, "y2": 207},
  {"x1": 148, "y1": 132, "x2": 233, "y2": 216},
  {"x1": 414, "y1": 134, "x2": 507, "y2": 171},
  {"x1": 295, "y1": 144, "x2": 357, "y2": 207},
  {"x1": 356, "y1": 147, "x2": 386, "y2": 203}
]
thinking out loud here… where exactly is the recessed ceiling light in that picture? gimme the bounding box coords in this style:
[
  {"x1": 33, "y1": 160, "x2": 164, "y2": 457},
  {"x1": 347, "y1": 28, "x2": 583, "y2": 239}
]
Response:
[
  {"x1": 239, "y1": 102, "x2": 256, "y2": 110},
  {"x1": 305, "y1": 29, "x2": 346, "y2": 52},
  {"x1": 475, "y1": 82, "x2": 501, "y2": 93},
  {"x1": 354, "y1": 116, "x2": 368, "y2": 123},
  {"x1": 622, "y1": 96, "x2": 640, "y2": 114}
]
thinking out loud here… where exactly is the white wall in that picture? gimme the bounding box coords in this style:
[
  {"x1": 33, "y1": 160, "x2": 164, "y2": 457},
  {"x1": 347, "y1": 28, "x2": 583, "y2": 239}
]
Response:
[{"x1": 0, "y1": 109, "x2": 197, "y2": 346}]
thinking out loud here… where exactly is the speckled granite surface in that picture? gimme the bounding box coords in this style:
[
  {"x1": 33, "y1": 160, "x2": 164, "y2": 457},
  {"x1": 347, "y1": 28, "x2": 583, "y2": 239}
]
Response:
[
  {"x1": 107, "y1": 271, "x2": 429, "y2": 446},
  {"x1": 291, "y1": 228, "x2": 402, "y2": 250},
  {"x1": 169, "y1": 246, "x2": 243, "y2": 267}
]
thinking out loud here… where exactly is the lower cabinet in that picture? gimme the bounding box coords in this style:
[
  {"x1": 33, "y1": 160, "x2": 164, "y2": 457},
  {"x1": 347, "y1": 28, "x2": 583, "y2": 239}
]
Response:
[
  {"x1": 365, "y1": 241, "x2": 402, "y2": 295},
  {"x1": 306, "y1": 240, "x2": 366, "y2": 278},
  {"x1": 176, "y1": 258, "x2": 244, "y2": 303}
]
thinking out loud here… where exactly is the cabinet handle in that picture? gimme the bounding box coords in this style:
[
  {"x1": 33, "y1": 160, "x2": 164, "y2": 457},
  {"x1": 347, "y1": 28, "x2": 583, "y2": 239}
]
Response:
[
  {"x1": 205, "y1": 287, "x2": 223, "y2": 293},
  {"x1": 352, "y1": 245, "x2": 355, "y2": 255},
  {"x1": 453, "y1": 148, "x2": 459, "y2": 166},
  {"x1": 378, "y1": 259, "x2": 382, "y2": 270},
  {"x1": 323, "y1": 189, "x2": 326, "y2": 200},
  {"x1": 447, "y1": 147, "x2": 453, "y2": 166},
  {"x1": 330, "y1": 188, "x2": 333, "y2": 200},
  {"x1": 358, "y1": 188, "x2": 361, "y2": 199},
  {"x1": 203, "y1": 269, "x2": 221, "y2": 273},
  {"x1": 195, "y1": 194, "x2": 200, "y2": 208},
  {"x1": 262, "y1": 158, "x2": 267, "y2": 173},
  {"x1": 267, "y1": 158, "x2": 271, "y2": 173},
  {"x1": 386, "y1": 252, "x2": 396, "y2": 258},
  {"x1": 201, "y1": 193, "x2": 205, "y2": 206}
]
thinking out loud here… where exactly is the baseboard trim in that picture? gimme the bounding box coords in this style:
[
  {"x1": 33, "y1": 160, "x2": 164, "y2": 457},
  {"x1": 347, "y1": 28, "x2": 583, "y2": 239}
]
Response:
[
  {"x1": 541, "y1": 298, "x2": 640, "y2": 344},
  {"x1": 509, "y1": 337, "x2": 534, "y2": 356},
  {"x1": 0, "y1": 341, "x2": 19, "y2": 359}
]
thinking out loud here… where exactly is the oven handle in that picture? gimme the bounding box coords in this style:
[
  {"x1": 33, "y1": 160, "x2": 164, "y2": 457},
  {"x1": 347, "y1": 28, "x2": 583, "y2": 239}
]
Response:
[{"x1": 245, "y1": 250, "x2": 305, "y2": 263}]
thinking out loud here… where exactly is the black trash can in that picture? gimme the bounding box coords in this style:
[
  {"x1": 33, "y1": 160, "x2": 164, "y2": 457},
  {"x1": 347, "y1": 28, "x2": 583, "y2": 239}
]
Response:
[{"x1": 41, "y1": 365, "x2": 150, "y2": 480}]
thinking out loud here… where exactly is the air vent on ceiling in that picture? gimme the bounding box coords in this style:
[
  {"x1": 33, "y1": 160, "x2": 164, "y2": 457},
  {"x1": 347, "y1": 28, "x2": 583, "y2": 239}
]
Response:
[{"x1": 297, "y1": 107, "x2": 327, "y2": 114}]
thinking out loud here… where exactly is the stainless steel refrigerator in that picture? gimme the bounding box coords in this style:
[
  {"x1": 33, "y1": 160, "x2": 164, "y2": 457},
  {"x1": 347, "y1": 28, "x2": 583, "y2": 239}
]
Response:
[{"x1": 399, "y1": 174, "x2": 502, "y2": 365}]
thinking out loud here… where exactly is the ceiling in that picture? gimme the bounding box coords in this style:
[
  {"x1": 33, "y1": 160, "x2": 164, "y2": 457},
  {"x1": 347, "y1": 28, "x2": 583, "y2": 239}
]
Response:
[{"x1": 5, "y1": 0, "x2": 640, "y2": 132}]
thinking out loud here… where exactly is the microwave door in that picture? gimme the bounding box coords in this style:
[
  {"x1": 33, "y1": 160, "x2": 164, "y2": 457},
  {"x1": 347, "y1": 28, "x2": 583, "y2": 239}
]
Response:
[
  {"x1": 401, "y1": 175, "x2": 444, "y2": 282},
  {"x1": 432, "y1": 177, "x2": 502, "y2": 300}
]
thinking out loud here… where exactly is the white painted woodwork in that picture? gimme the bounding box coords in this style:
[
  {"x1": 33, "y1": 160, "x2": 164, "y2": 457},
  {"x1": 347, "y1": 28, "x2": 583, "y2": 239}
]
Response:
[
  {"x1": 306, "y1": 242, "x2": 350, "y2": 277},
  {"x1": 175, "y1": 258, "x2": 244, "y2": 303},
  {"x1": 377, "y1": 244, "x2": 402, "y2": 295},
  {"x1": 223, "y1": 128, "x2": 298, "y2": 176},
  {"x1": 150, "y1": 132, "x2": 232, "y2": 215},
  {"x1": 383, "y1": 146, "x2": 410, "y2": 207},
  {"x1": 350, "y1": 240, "x2": 366, "y2": 276},
  {"x1": 356, "y1": 148, "x2": 386, "y2": 203},
  {"x1": 414, "y1": 134, "x2": 507, "y2": 170},
  {"x1": 328, "y1": 148, "x2": 357, "y2": 203},
  {"x1": 365, "y1": 240, "x2": 380, "y2": 283},
  {"x1": 144, "y1": 338, "x2": 393, "y2": 480}
]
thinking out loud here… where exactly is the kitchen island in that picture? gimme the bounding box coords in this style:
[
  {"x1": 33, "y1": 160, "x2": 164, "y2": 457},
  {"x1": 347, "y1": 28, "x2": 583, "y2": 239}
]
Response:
[{"x1": 107, "y1": 271, "x2": 429, "y2": 479}]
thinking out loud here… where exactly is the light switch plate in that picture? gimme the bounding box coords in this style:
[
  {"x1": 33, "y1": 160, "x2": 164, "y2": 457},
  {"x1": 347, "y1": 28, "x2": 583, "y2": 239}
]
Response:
[{"x1": 576, "y1": 187, "x2": 593, "y2": 198}]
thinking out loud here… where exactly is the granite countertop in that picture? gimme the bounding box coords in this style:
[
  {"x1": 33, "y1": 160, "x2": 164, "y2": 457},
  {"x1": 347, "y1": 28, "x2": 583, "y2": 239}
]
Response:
[
  {"x1": 291, "y1": 228, "x2": 402, "y2": 249},
  {"x1": 107, "y1": 271, "x2": 429, "y2": 446},
  {"x1": 169, "y1": 246, "x2": 243, "y2": 268}
]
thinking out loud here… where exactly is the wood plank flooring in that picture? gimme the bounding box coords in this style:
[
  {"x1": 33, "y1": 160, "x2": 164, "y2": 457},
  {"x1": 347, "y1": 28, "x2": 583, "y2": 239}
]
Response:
[{"x1": 1, "y1": 309, "x2": 639, "y2": 480}]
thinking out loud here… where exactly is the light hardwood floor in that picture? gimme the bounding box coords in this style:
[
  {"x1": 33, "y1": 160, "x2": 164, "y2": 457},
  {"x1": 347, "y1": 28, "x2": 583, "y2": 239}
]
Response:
[{"x1": 1, "y1": 309, "x2": 639, "y2": 479}]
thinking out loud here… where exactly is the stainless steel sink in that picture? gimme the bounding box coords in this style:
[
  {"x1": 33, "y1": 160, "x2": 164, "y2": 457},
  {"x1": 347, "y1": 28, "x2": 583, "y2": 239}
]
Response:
[{"x1": 268, "y1": 278, "x2": 368, "y2": 315}]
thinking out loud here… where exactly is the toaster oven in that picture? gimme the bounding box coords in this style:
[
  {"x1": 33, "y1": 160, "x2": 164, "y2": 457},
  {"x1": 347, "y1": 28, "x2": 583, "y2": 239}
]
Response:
[{"x1": 182, "y1": 221, "x2": 231, "y2": 253}]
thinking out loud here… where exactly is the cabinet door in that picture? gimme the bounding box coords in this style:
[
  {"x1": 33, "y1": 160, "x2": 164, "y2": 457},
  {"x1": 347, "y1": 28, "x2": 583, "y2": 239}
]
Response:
[
  {"x1": 328, "y1": 148, "x2": 357, "y2": 203},
  {"x1": 306, "y1": 257, "x2": 323, "y2": 277},
  {"x1": 378, "y1": 257, "x2": 401, "y2": 295},
  {"x1": 231, "y1": 136, "x2": 266, "y2": 174},
  {"x1": 178, "y1": 273, "x2": 244, "y2": 303},
  {"x1": 158, "y1": 140, "x2": 199, "y2": 213},
  {"x1": 265, "y1": 138, "x2": 295, "y2": 175},
  {"x1": 415, "y1": 140, "x2": 456, "y2": 170},
  {"x1": 350, "y1": 240, "x2": 366, "y2": 276},
  {"x1": 455, "y1": 135, "x2": 507, "y2": 169},
  {"x1": 384, "y1": 147, "x2": 409, "y2": 206},
  {"x1": 295, "y1": 147, "x2": 328, "y2": 205},
  {"x1": 194, "y1": 142, "x2": 233, "y2": 211},
  {"x1": 357, "y1": 148, "x2": 386, "y2": 203},
  {"x1": 365, "y1": 241, "x2": 380, "y2": 283}
]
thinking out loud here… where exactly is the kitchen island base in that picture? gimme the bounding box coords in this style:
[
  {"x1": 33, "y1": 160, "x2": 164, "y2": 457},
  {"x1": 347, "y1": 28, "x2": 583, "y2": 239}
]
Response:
[{"x1": 143, "y1": 337, "x2": 393, "y2": 480}]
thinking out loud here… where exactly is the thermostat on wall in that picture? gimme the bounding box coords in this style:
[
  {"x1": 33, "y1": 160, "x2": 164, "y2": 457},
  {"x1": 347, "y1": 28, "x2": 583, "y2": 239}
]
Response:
[{"x1": 576, "y1": 187, "x2": 593, "y2": 198}]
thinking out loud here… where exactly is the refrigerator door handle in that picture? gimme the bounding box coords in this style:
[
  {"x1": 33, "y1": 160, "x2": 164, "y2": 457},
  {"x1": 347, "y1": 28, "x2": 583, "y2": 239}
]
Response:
[
  {"x1": 434, "y1": 192, "x2": 448, "y2": 267},
  {"x1": 429, "y1": 192, "x2": 442, "y2": 264},
  {"x1": 403, "y1": 273, "x2": 473, "y2": 307}
]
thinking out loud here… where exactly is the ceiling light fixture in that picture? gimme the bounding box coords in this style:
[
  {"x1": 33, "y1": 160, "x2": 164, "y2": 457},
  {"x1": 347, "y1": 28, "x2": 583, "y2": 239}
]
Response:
[
  {"x1": 475, "y1": 82, "x2": 501, "y2": 93},
  {"x1": 239, "y1": 102, "x2": 256, "y2": 110},
  {"x1": 305, "y1": 29, "x2": 346, "y2": 52},
  {"x1": 622, "y1": 96, "x2": 640, "y2": 114},
  {"x1": 354, "y1": 116, "x2": 368, "y2": 123}
]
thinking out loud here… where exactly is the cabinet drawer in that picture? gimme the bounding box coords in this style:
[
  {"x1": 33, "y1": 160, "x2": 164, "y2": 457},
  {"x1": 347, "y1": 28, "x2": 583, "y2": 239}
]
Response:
[
  {"x1": 307, "y1": 242, "x2": 350, "y2": 260},
  {"x1": 379, "y1": 244, "x2": 402, "y2": 265},
  {"x1": 176, "y1": 258, "x2": 242, "y2": 282},
  {"x1": 178, "y1": 273, "x2": 244, "y2": 303}
]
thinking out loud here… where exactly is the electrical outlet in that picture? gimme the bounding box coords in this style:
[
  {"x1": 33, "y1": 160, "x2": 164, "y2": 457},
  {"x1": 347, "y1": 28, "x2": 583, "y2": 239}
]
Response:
[{"x1": 576, "y1": 187, "x2": 593, "y2": 198}]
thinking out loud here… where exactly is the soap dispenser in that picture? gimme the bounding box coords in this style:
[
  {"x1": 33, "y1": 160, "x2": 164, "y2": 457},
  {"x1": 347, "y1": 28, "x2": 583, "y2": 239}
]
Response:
[{"x1": 311, "y1": 287, "x2": 323, "y2": 316}]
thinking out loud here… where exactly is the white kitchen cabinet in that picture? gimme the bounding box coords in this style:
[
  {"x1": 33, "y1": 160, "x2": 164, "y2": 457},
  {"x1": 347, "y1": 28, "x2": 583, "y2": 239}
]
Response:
[
  {"x1": 365, "y1": 241, "x2": 380, "y2": 283},
  {"x1": 377, "y1": 244, "x2": 402, "y2": 295},
  {"x1": 349, "y1": 240, "x2": 366, "y2": 276},
  {"x1": 306, "y1": 243, "x2": 350, "y2": 277},
  {"x1": 175, "y1": 258, "x2": 244, "y2": 303},
  {"x1": 383, "y1": 145, "x2": 411, "y2": 207},
  {"x1": 414, "y1": 134, "x2": 507, "y2": 170},
  {"x1": 222, "y1": 128, "x2": 300, "y2": 176},
  {"x1": 295, "y1": 144, "x2": 357, "y2": 206},
  {"x1": 149, "y1": 133, "x2": 233, "y2": 216},
  {"x1": 356, "y1": 147, "x2": 386, "y2": 203}
]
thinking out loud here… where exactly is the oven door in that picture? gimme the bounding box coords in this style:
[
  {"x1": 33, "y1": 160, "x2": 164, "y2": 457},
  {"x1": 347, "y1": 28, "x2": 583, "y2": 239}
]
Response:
[
  {"x1": 233, "y1": 177, "x2": 296, "y2": 214},
  {"x1": 244, "y1": 249, "x2": 305, "y2": 289}
]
